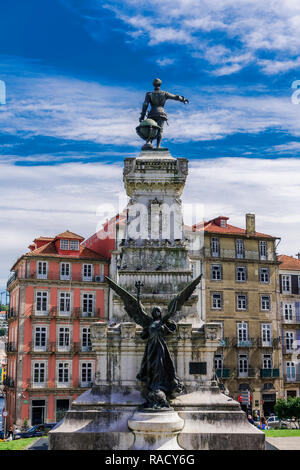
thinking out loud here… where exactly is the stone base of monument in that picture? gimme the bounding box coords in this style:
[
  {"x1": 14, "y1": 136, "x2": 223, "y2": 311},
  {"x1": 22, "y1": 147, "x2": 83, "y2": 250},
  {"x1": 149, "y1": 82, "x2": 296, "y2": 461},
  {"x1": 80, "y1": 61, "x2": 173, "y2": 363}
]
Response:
[
  {"x1": 128, "y1": 410, "x2": 184, "y2": 450},
  {"x1": 48, "y1": 385, "x2": 265, "y2": 450}
]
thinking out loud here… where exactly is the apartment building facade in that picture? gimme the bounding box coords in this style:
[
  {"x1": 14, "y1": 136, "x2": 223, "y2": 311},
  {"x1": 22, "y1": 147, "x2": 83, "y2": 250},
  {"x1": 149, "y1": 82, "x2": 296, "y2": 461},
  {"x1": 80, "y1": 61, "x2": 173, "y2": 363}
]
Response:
[
  {"x1": 189, "y1": 214, "x2": 283, "y2": 416},
  {"x1": 5, "y1": 230, "x2": 108, "y2": 428},
  {"x1": 278, "y1": 254, "x2": 300, "y2": 399}
]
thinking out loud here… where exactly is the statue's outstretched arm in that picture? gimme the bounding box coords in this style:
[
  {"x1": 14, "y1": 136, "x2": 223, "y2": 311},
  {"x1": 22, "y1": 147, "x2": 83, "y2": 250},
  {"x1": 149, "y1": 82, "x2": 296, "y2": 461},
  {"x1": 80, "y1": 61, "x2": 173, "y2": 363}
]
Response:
[
  {"x1": 165, "y1": 92, "x2": 189, "y2": 104},
  {"x1": 162, "y1": 274, "x2": 202, "y2": 323},
  {"x1": 105, "y1": 276, "x2": 152, "y2": 328}
]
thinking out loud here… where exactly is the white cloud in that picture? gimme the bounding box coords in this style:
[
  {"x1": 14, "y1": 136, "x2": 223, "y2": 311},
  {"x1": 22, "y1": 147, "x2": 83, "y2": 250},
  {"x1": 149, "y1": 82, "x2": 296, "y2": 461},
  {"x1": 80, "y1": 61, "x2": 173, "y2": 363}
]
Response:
[
  {"x1": 2, "y1": 157, "x2": 300, "y2": 288},
  {"x1": 98, "y1": 0, "x2": 300, "y2": 74},
  {"x1": 2, "y1": 57, "x2": 300, "y2": 149}
]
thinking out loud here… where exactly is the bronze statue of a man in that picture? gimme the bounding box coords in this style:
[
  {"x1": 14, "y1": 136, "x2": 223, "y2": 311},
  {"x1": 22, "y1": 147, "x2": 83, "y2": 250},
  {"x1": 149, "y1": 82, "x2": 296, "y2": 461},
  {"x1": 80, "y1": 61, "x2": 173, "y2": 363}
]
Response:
[{"x1": 139, "y1": 78, "x2": 189, "y2": 148}]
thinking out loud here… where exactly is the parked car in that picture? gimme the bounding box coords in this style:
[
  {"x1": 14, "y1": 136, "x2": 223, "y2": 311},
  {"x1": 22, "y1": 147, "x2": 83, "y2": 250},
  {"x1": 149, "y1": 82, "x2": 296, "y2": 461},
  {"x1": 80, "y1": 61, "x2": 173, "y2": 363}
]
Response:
[
  {"x1": 266, "y1": 416, "x2": 289, "y2": 429},
  {"x1": 14, "y1": 423, "x2": 57, "y2": 439}
]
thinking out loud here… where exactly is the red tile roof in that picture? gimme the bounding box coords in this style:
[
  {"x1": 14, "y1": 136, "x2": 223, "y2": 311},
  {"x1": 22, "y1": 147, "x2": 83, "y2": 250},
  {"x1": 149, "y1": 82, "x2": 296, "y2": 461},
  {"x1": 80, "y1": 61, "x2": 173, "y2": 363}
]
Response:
[
  {"x1": 11, "y1": 239, "x2": 107, "y2": 270},
  {"x1": 192, "y1": 218, "x2": 275, "y2": 238},
  {"x1": 278, "y1": 254, "x2": 300, "y2": 271},
  {"x1": 54, "y1": 230, "x2": 84, "y2": 240}
]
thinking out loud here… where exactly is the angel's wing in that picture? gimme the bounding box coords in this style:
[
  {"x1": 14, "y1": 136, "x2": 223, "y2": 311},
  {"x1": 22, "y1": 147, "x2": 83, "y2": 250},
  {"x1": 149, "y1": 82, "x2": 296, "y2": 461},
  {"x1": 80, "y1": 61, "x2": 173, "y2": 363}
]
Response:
[
  {"x1": 163, "y1": 274, "x2": 202, "y2": 323},
  {"x1": 105, "y1": 276, "x2": 152, "y2": 328}
]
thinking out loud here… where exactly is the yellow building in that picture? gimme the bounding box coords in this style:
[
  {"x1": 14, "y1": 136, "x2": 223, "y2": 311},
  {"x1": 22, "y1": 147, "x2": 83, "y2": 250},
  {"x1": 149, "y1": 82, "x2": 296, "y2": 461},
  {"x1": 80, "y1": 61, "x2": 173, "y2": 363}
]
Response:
[
  {"x1": 278, "y1": 254, "x2": 300, "y2": 399},
  {"x1": 189, "y1": 214, "x2": 283, "y2": 417}
]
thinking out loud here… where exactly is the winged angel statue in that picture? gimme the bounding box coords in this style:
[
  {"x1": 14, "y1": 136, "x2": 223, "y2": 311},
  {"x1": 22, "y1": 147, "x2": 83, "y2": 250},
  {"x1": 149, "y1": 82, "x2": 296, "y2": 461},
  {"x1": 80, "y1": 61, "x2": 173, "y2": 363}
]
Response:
[{"x1": 105, "y1": 274, "x2": 202, "y2": 409}]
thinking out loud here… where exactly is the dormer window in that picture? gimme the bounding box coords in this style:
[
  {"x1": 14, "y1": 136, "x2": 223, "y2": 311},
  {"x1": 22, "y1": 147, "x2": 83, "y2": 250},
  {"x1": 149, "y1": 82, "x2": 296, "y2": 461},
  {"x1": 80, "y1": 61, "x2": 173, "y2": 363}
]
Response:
[
  {"x1": 70, "y1": 240, "x2": 79, "y2": 251},
  {"x1": 60, "y1": 240, "x2": 69, "y2": 250},
  {"x1": 220, "y1": 219, "x2": 227, "y2": 228}
]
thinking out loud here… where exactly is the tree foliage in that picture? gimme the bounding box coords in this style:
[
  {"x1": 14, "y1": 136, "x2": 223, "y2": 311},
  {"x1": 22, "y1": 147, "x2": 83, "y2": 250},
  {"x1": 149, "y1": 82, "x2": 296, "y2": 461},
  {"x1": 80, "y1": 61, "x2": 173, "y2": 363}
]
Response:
[{"x1": 275, "y1": 397, "x2": 300, "y2": 420}]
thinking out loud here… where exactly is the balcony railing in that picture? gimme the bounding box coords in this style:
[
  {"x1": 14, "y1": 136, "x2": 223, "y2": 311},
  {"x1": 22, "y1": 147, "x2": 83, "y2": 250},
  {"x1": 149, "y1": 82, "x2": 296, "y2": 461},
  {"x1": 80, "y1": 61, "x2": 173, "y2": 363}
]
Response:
[
  {"x1": 29, "y1": 307, "x2": 101, "y2": 320},
  {"x1": 5, "y1": 342, "x2": 17, "y2": 353},
  {"x1": 26, "y1": 379, "x2": 93, "y2": 390},
  {"x1": 284, "y1": 374, "x2": 300, "y2": 383},
  {"x1": 282, "y1": 345, "x2": 300, "y2": 354},
  {"x1": 204, "y1": 247, "x2": 274, "y2": 261},
  {"x1": 3, "y1": 377, "x2": 15, "y2": 387},
  {"x1": 236, "y1": 368, "x2": 257, "y2": 378},
  {"x1": 6, "y1": 308, "x2": 18, "y2": 320},
  {"x1": 22, "y1": 271, "x2": 105, "y2": 283},
  {"x1": 281, "y1": 315, "x2": 300, "y2": 325},
  {"x1": 260, "y1": 368, "x2": 280, "y2": 378},
  {"x1": 219, "y1": 337, "x2": 281, "y2": 349},
  {"x1": 7, "y1": 271, "x2": 18, "y2": 288},
  {"x1": 216, "y1": 368, "x2": 230, "y2": 378}
]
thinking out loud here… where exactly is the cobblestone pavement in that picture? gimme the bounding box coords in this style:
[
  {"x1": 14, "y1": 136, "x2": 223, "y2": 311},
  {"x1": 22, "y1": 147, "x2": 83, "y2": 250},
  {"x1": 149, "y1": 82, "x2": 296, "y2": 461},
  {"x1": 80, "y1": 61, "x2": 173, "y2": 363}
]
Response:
[{"x1": 266, "y1": 437, "x2": 300, "y2": 450}]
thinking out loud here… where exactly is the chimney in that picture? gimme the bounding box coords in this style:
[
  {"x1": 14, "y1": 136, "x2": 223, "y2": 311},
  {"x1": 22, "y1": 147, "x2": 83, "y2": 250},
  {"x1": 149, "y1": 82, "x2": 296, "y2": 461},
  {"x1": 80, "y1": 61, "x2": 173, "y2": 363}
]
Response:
[{"x1": 246, "y1": 213, "x2": 255, "y2": 235}]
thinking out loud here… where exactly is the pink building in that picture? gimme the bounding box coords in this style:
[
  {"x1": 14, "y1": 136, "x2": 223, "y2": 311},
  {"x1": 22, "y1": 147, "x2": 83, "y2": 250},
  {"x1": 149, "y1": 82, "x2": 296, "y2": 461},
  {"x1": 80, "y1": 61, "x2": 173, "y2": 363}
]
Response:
[{"x1": 5, "y1": 230, "x2": 108, "y2": 428}]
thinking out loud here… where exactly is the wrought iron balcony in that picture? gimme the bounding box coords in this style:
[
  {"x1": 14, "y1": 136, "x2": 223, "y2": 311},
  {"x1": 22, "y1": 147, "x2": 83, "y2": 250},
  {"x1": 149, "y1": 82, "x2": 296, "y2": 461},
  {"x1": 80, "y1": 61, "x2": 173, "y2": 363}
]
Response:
[
  {"x1": 260, "y1": 368, "x2": 280, "y2": 378},
  {"x1": 236, "y1": 368, "x2": 257, "y2": 378},
  {"x1": 3, "y1": 377, "x2": 15, "y2": 387},
  {"x1": 281, "y1": 315, "x2": 300, "y2": 325},
  {"x1": 26, "y1": 271, "x2": 105, "y2": 283},
  {"x1": 284, "y1": 374, "x2": 300, "y2": 383},
  {"x1": 5, "y1": 342, "x2": 17, "y2": 353},
  {"x1": 216, "y1": 368, "x2": 230, "y2": 378},
  {"x1": 6, "y1": 308, "x2": 18, "y2": 320},
  {"x1": 7, "y1": 271, "x2": 18, "y2": 288},
  {"x1": 234, "y1": 338, "x2": 254, "y2": 348}
]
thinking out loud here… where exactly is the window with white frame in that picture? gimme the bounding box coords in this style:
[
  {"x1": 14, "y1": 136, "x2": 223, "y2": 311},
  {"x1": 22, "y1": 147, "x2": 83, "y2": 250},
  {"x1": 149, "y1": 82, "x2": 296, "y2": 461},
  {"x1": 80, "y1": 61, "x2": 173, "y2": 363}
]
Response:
[
  {"x1": 82, "y1": 293, "x2": 94, "y2": 316},
  {"x1": 236, "y1": 239, "x2": 245, "y2": 259},
  {"x1": 36, "y1": 291, "x2": 48, "y2": 315},
  {"x1": 70, "y1": 240, "x2": 79, "y2": 251},
  {"x1": 284, "y1": 303, "x2": 294, "y2": 322},
  {"x1": 81, "y1": 327, "x2": 92, "y2": 351},
  {"x1": 58, "y1": 327, "x2": 71, "y2": 351},
  {"x1": 33, "y1": 362, "x2": 46, "y2": 387},
  {"x1": 286, "y1": 361, "x2": 296, "y2": 380},
  {"x1": 237, "y1": 293, "x2": 247, "y2": 310},
  {"x1": 211, "y1": 292, "x2": 222, "y2": 310},
  {"x1": 238, "y1": 354, "x2": 248, "y2": 377},
  {"x1": 59, "y1": 292, "x2": 71, "y2": 315},
  {"x1": 57, "y1": 362, "x2": 70, "y2": 386},
  {"x1": 211, "y1": 264, "x2": 222, "y2": 280},
  {"x1": 214, "y1": 354, "x2": 223, "y2": 371},
  {"x1": 80, "y1": 362, "x2": 94, "y2": 387},
  {"x1": 60, "y1": 262, "x2": 71, "y2": 280},
  {"x1": 34, "y1": 326, "x2": 47, "y2": 351},
  {"x1": 259, "y1": 241, "x2": 268, "y2": 260},
  {"x1": 237, "y1": 323, "x2": 248, "y2": 344},
  {"x1": 262, "y1": 354, "x2": 272, "y2": 369},
  {"x1": 285, "y1": 331, "x2": 294, "y2": 352},
  {"x1": 261, "y1": 295, "x2": 271, "y2": 311},
  {"x1": 282, "y1": 275, "x2": 291, "y2": 293},
  {"x1": 259, "y1": 267, "x2": 270, "y2": 283},
  {"x1": 37, "y1": 261, "x2": 48, "y2": 279},
  {"x1": 82, "y1": 264, "x2": 93, "y2": 281},
  {"x1": 211, "y1": 237, "x2": 220, "y2": 257},
  {"x1": 261, "y1": 324, "x2": 272, "y2": 346},
  {"x1": 60, "y1": 239, "x2": 69, "y2": 250},
  {"x1": 236, "y1": 266, "x2": 247, "y2": 282}
]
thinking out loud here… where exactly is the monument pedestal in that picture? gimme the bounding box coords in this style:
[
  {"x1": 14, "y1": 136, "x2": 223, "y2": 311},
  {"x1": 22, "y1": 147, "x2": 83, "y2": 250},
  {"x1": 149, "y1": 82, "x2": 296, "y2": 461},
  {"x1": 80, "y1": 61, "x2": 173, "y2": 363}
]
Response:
[
  {"x1": 49, "y1": 147, "x2": 265, "y2": 450},
  {"x1": 128, "y1": 410, "x2": 184, "y2": 450}
]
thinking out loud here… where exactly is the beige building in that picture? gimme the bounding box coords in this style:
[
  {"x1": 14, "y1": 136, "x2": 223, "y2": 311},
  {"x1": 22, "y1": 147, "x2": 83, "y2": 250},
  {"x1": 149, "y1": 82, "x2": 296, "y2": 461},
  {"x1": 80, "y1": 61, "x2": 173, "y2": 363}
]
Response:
[
  {"x1": 278, "y1": 254, "x2": 300, "y2": 399},
  {"x1": 188, "y1": 214, "x2": 283, "y2": 416}
]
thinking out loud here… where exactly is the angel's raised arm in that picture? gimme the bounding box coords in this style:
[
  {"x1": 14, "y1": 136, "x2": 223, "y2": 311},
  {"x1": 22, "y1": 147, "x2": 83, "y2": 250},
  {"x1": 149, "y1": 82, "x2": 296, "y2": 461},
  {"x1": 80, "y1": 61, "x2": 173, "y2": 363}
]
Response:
[
  {"x1": 162, "y1": 274, "x2": 202, "y2": 323},
  {"x1": 105, "y1": 276, "x2": 152, "y2": 328}
]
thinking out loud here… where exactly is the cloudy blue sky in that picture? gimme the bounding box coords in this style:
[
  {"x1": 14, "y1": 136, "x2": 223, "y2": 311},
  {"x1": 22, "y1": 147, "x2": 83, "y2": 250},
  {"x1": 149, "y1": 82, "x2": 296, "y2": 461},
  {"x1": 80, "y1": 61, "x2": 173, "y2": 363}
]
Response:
[{"x1": 1, "y1": 0, "x2": 300, "y2": 291}]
